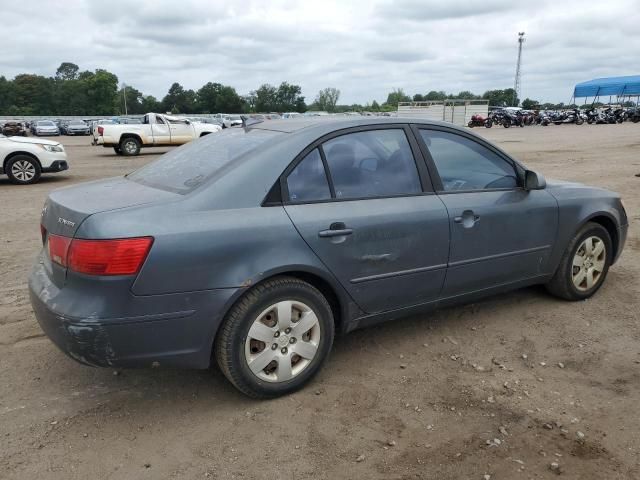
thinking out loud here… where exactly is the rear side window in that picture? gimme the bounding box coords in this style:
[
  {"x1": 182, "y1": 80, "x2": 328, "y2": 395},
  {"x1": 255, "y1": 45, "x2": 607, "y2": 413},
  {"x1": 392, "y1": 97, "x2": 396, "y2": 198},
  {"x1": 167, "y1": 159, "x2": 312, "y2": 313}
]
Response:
[
  {"x1": 419, "y1": 129, "x2": 518, "y2": 191},
  {"x1": 286, "y1": 149, "x2": 331, "y2": 202},
  {"x1": 322, "y1": 129, "x2": 421, "y2": 200}
]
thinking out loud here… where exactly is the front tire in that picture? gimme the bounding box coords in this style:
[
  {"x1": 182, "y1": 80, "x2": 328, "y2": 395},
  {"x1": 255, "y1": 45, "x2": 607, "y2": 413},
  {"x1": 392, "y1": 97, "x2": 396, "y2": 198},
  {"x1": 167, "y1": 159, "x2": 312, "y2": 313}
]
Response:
[
  {"x1": 113, "y1": 147, "x2": 123, "y2": 155},
  {"x1": 545, "y1": 222, "x2": 612, "y2": 301},
  {"x1": 215, "y1": 277, "x2": 335, "y2": 398},
  {"x1": 119, "y1": 137, "x2": 141, "y2": 156},
  {"x1": 6, "y1": 155, "x2": 41, "y2": 185}
]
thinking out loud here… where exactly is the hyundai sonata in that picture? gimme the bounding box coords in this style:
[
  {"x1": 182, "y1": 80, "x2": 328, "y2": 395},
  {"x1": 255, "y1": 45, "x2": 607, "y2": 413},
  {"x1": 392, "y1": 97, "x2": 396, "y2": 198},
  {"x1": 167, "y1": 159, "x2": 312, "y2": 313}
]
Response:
[{"x1": 29, "y1": 118, "x2": 628, "y2": 398}]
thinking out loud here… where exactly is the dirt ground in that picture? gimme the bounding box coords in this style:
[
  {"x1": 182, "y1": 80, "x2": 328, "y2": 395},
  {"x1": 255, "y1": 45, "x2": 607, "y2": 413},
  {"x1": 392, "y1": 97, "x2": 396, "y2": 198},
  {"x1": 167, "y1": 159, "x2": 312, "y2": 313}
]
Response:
[{"x1": 1, "y1": 124, "x2": 639, "y2": 480}]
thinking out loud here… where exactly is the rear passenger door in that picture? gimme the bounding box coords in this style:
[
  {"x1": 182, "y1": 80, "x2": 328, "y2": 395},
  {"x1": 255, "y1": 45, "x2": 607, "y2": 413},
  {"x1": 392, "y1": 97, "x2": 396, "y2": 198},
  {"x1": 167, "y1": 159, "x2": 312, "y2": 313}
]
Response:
[{"x1": 283, "y1": 126, "x2": 450, "y2": 314}]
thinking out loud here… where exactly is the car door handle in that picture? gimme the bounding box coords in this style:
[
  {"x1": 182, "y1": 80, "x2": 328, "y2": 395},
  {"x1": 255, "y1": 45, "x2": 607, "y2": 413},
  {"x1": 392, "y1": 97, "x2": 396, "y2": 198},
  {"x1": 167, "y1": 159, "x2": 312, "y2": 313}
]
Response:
[{"x1": 318, "y1": 222, "x2": 353, "y2": 238}]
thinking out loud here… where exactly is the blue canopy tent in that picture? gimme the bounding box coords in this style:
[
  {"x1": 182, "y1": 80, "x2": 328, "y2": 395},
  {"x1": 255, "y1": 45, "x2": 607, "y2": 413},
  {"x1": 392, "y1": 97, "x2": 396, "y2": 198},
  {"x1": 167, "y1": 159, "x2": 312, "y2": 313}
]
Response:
[{"x1": 573, "y1": 75, "x2": 640, "y2": 104}]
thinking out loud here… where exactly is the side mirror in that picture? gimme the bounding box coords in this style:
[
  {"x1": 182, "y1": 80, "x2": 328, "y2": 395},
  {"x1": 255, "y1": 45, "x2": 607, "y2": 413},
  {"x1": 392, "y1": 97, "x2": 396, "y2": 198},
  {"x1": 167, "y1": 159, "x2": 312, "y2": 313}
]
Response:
[{"x1": 524, "y1": 170, "x2": 546, "y2": 190}]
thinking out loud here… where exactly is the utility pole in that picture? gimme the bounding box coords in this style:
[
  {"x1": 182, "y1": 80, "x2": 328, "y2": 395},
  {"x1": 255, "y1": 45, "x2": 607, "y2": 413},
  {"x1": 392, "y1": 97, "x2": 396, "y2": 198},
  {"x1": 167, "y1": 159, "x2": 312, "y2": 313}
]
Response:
[
  {"x1": 122, "y1": 83, "x2": 128, "y2": 116},
  {"x1": 513, "y1": 32, "x2": 525, "y2": 106}
]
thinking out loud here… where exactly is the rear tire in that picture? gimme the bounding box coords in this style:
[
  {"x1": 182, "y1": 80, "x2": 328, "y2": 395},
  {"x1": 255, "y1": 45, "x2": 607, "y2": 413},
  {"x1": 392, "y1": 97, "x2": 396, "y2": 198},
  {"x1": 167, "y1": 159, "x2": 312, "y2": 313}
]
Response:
[
  {"x1": 215, "y1": 276, "x2": 335, "y2": 398},
  {"x1": 6, "y1": 155, "x2": 41, "y2": 185},
  {"x1": 545, "y1": 222, "x2": 612, "y2": 301},
  {"x1": 119, "y1": 137, "x2": 141, "y2": 156},
  {"x1": 113, "y1": 147, "x2": 123, "y2": 155}
]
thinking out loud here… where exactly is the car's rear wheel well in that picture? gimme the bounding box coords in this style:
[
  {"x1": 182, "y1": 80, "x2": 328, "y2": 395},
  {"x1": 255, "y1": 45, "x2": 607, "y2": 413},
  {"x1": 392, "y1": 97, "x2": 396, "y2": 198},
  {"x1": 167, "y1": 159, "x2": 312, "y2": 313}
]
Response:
[
  {"x1": 588, "y1": 215, "x2": 618, "y2": 259},
  {"x1": 120, "y1": 133, "x2": 142, "y2": 143},
  {"x1": 4, "y1": 151, "x2": 42, "y2": 172},
  {"x1": 283, "y1": 271, "x2": 343, "y2": 331}
]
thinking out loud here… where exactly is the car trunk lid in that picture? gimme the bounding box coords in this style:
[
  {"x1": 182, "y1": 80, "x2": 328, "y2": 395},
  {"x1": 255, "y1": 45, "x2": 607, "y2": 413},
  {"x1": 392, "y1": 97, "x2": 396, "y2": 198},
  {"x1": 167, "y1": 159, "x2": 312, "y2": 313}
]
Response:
[{"x1": 40, "y1": 177, "x2": 178, "y2": 288}]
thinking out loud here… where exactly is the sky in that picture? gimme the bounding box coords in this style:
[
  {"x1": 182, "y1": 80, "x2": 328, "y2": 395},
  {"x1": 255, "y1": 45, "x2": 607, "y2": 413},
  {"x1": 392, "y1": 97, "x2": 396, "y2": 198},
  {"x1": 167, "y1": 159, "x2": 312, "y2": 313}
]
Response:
[{"x1": 2, "y1": 0, "x2": 639, "y2": 105}]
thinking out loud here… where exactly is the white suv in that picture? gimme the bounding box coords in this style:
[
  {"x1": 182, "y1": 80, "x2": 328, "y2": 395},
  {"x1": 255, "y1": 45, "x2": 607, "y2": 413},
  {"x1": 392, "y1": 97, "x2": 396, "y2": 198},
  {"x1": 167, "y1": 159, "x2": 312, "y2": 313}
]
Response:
[{"x1": 0, "y1": 134, "x2": 68, "y2": 185}]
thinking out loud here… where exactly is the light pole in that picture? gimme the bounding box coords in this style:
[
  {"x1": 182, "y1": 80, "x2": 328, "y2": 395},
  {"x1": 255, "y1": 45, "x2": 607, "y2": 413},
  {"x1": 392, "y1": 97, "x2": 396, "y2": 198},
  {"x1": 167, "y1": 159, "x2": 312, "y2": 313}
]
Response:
[{"x1": 513, "y1": 32, "x2": 525, "y2": 106}]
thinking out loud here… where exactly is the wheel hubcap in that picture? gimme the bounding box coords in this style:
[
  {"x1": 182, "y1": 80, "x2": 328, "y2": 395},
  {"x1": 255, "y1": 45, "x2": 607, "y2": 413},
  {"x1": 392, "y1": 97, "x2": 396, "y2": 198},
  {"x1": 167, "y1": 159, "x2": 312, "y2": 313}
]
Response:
[
  {"x1": 11, "y1": 160, "x2": 36, "y2": 181},
  {"x1": 572, "y1": 236, "x2": 606, "y2": 291},
  {"x1": 124, "y1": 141, "x2": 137, "y2": 154},
  {"x1": 244, "y1": 300, "x2": 321, "y2": 383}
]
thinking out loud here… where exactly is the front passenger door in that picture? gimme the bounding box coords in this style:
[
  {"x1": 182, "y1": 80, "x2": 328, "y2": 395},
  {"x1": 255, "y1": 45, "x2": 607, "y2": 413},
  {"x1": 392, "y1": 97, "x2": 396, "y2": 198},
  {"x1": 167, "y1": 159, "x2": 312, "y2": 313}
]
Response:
[{"x1": 416, "y1": 128, "x2": 558, "y2": 299}]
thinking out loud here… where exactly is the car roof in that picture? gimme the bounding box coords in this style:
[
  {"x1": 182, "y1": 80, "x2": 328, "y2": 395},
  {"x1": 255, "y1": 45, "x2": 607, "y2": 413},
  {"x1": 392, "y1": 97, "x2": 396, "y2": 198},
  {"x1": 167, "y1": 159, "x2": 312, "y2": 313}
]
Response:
[{"x1": 248, "y1": 116, "x2": 466, "y2": 135}]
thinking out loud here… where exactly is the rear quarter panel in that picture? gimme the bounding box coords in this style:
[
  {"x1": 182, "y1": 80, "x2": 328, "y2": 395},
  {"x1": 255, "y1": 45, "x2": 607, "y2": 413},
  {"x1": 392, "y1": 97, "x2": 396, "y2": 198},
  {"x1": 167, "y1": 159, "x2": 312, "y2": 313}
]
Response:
[{"x1": 76, "y1": 204, "x2": 344, "y2": 296}]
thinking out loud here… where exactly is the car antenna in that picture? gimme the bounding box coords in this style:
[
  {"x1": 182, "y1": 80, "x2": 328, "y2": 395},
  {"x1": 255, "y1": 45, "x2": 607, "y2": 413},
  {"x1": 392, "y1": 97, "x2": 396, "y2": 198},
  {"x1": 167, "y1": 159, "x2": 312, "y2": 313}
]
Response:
[{"x1": 241, "y1": 115, "x2": 264, "y2": 130}]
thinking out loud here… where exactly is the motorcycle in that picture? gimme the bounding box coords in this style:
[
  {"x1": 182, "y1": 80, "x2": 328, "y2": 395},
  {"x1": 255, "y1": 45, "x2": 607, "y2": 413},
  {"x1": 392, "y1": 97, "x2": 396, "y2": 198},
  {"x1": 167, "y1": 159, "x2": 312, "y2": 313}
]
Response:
[
  {"x1": 501, "y1": 110, "x2": 524, "y2": 128},
  {"x1": 467, "y1": 114, "x2": 493, "y2": 128},
  {"x1": 627, "y1": 107, "x2": 640, "y2": 123},
  {"x1": 551, "y1": 108, "x2": 584, "y2": 125}
]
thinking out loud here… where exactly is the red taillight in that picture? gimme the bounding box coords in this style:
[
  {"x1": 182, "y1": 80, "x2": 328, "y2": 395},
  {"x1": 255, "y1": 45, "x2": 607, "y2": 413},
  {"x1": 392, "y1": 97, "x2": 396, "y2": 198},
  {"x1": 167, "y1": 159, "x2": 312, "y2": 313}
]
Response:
[
  {"x1": 48, "y1": 235, "x2": 153, "y2": 276},
  {"x1": 97, "y1": 126, "x2": 104, "y2": 136},
  {"x1": 48, "y1": 234, "x2": 72, "y2": 266}
]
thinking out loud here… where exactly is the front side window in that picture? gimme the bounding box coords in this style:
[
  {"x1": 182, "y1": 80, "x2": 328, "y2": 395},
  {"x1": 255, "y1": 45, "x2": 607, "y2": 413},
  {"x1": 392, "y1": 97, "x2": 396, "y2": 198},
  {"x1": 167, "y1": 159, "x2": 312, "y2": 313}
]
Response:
[
  {"x1": 419, "y1": 129, "x2": 518, "y2": 191},
  {"x1": 322, "y1": 129, "x2": 421, "y2": 200},
  {"x1": 286, "y1": 149, "x2": 331, "y2": 202}
]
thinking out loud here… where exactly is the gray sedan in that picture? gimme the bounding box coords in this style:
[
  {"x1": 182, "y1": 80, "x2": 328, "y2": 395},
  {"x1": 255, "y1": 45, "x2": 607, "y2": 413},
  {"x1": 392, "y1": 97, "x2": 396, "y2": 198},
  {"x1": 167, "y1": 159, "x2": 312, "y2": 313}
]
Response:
[{"x1": 29, "y1": 118, "x2": 628, "y2": 398}]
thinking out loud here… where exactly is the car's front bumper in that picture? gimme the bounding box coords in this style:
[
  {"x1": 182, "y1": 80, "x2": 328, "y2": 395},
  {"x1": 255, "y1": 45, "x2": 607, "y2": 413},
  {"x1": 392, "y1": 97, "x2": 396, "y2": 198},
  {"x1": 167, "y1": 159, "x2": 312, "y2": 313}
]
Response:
[
  {"x1": 42, "y1": 160, "x2": 69, "y2": 173},
  {"x1": 67, "y1": 129, "x2": 90, "y2": 135},
  {"x1": 28, "y1": 253, "x2": 239, "y2": 369}
]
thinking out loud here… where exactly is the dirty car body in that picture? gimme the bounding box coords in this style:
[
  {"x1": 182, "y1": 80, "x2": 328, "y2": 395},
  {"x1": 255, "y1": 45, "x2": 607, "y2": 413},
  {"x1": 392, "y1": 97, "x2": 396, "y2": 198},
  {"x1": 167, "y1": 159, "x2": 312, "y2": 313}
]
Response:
[{"x1": 29, "y1": 118, "x2": 627, "y2": 388}]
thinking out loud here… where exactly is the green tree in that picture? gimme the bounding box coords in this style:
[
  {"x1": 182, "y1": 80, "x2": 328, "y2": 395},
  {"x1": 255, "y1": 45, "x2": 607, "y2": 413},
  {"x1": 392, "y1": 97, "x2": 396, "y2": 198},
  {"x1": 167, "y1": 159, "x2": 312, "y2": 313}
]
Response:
[
  {"x1": 141, "y1": 95, "x2": 162, "y2": 112},
  {"x1": 117, "y1": 85, "x2": 145, "y2": 114},
  {"x1": 85, "y1": 69, "x2": 119, "y2": 115},
  {"x1": 197, "y1": 82, "x2": 244, "y2": 113},
  {"x1": 11, "y1": 74, "x2": 54, "y2": 115},
  {"x1": 370, "y1": 100, "x2": 381, "y2": 111},
  {"x1": 275, "y1": 82, "x2": 305, "y2": 112},
  {"x1": 385, "y1": 88, "x2": 410, "y2": 106},
  {"x1": 454, "y1": 90, "x2": 480, "y2": 99},
  {"x1": 424, "y1": 90, "x2": 447, "y2": 101},
  {"x1": 55, "y1": 62, "x2": 79, "y2": 81},
  {"x1": 314, "y1": 87, "x2": 340, "y2": 112},
  {"x1": 0, "y1": 76, "x2": 14, "y2": 114},
  {"x1": 483, "y1": 88, "x2": 519, "y2": 107},
  {"x1": 162, "y1": 82, "x2": 196, "y2": 114},
  {"x1": 254, "y1": 84, "x2": 278, "y2": 112},
  {"x1": 521, "y1": 98, "x2": 539, "y2": 109},
  {"x1": 412, "y1": 93, "x2": 424, "y2": 102}
]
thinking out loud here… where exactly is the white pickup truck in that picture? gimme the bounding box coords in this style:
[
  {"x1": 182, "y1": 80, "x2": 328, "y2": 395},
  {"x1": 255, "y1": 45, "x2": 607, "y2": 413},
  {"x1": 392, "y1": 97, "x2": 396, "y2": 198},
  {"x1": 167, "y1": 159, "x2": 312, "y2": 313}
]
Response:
[{"x1": 94, "y1": 113, "x2": 222, "y2": 156}]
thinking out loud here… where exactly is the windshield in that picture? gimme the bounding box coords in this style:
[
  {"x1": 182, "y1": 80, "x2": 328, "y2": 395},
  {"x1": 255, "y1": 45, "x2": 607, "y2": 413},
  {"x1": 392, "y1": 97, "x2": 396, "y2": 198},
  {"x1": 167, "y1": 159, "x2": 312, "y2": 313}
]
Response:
[
  {"x1": 127, "y1": 128, "x2": 282, "y2": 194},
  {"x1": 37, "y1": 121, "x2": 55, "y2": 126}
]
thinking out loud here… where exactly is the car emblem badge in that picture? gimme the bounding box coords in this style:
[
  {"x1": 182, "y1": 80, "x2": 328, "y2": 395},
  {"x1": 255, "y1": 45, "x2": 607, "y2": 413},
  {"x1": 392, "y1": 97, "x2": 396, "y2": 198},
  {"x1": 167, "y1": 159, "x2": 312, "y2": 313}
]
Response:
[{"x1": 58, "y1": 217, "x2": 75, "y2": 228}]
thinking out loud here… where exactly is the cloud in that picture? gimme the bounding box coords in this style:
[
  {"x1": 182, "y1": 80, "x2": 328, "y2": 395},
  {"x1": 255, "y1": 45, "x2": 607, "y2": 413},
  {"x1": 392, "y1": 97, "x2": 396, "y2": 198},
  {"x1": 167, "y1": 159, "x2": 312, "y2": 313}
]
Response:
[{"x1": 0, "y1": 0, "x2": 639, "y2": 105}]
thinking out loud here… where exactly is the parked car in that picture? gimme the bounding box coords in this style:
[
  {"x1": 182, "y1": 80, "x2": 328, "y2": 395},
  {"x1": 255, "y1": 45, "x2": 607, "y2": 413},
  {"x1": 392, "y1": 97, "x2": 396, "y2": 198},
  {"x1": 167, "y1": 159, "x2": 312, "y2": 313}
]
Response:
[
  {"x1": 2, "y1": 121, "x2": 27, "y2": 136},
  {"x1": 30, "y1": 118, "x2": 627, "y2": 398},
  {"x1": 63, "y1": 119, "x2": 90, "y2": 136},
  {"x1": 1, "y1": 133, "x2": 68, "y2": 184},
  {"x1": 33, "y1": 120, "x2": 60, "y2": 136},
  {"x1": 94, "y1": 112, "x2": 222, "y2": 155}
]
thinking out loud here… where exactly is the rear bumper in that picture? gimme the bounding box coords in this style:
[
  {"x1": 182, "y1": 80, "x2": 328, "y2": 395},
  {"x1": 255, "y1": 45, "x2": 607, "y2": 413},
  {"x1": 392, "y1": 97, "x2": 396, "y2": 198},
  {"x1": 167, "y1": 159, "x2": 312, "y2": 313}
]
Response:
[{"x1": 28, "y1": 254, "x2": 239, "y2": 369}]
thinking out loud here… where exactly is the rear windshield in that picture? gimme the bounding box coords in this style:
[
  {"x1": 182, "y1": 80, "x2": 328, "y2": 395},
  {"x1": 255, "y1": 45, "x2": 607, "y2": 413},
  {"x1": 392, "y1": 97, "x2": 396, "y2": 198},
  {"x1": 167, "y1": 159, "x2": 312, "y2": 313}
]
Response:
[{"x1": 127, "y1": 128, "x2": 282, "y2": 194}]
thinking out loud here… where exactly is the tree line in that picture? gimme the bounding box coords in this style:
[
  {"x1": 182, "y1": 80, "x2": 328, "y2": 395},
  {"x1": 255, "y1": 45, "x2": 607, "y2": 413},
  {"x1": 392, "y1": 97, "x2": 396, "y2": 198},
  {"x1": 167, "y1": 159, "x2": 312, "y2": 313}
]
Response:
[{"x1": 1, "y1": 62, "x2": 560, "y2": 117}]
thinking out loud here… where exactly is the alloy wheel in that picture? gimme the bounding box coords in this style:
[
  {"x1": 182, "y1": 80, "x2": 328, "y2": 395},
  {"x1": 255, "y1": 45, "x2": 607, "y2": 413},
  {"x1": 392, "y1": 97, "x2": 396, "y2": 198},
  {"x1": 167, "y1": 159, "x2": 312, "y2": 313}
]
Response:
[{"x1": 11, "y1": 160, "x2": 36, "y2": 182}]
